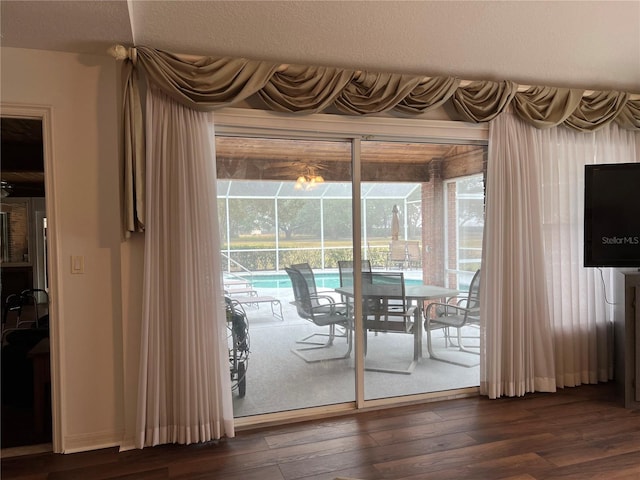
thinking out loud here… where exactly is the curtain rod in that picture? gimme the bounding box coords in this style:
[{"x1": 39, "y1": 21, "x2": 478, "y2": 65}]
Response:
[{"x1": 108, "y1": 45, "x2": 640, "y2": 100}]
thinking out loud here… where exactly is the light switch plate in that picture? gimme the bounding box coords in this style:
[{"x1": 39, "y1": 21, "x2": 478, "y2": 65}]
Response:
[{"x1": 71, "y1": 255, "x2": 85, "y2": 274}]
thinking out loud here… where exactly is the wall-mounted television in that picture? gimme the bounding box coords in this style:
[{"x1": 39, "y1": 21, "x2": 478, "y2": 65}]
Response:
[{"x1": 584, "y1": 163, "x2": 640, "y2": 268}]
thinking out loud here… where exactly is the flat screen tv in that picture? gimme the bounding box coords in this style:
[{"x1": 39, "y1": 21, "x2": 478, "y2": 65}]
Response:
[{"x1": 584, "y1": 163, "x2": 640, "y2": 268}]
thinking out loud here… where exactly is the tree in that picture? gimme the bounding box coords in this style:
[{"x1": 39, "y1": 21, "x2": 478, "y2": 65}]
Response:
[
  {"x1": 222, "y1": 199, "x2": 245, "y2": 239},
  {"x1": 455, "y1": 176, "x2": 485, "y2": 227},
  {"x1": 323, "y1": 199, "x2": 352, "y2": 240},
  {"x1": 365, "y1": 200, "x2": 396, "y2": 238},
  {"x1": 406, "y1": 202, "x2": 422, "y2": 237},
  {"x1": 275, "y1": 199, "x2": 318, "y2": 239},
  {"x1": 244, "y1": 199, "x2": 275, "y2": 234}
]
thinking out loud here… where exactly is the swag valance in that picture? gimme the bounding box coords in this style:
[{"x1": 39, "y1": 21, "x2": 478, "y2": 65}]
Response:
[{"x1": 112, "y1": 45, "x2": 640, "y2": 234}]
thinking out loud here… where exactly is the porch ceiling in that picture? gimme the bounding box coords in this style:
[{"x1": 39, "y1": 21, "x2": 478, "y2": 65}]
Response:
[{"x1": 216, "y1": 137, "x2": 485, "y2": 183}]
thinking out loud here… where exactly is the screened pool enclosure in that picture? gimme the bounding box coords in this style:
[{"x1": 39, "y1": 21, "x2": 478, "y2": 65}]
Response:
[
  {"x1": 220, "y1": 180, "x2": 421, "y2": 268},
  {"x1": 218, "y1": 175, "x2": 484, "y2": 290}
]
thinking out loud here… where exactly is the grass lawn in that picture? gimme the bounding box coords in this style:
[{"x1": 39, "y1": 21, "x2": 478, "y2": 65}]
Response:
[{"x1": 224, "y1": 230, "x2": 483, "y2": 250}]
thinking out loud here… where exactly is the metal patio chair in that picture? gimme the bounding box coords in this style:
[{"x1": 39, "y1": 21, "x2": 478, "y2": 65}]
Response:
[
  {"x1": 286, "y1": 266, "x2": 352, "y2": 363},
  {"x1": 424, "y1": 269, "x2": 481, "y2": 366}
]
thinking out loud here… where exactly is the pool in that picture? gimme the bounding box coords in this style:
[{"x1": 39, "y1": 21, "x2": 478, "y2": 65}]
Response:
[
  {"x1": 247, "y1": 272, "x2": 423, "y2": 290},
  {"x1": 251, "y1": 272, "x2": 339, "y2": 289}
]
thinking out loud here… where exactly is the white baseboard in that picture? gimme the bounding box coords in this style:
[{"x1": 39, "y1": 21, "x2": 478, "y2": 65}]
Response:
[{"x1": 62, "y1": 429, "x2": 124, "y2": 454}]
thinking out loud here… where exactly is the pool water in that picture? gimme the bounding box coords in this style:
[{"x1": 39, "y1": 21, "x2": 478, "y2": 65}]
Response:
[
  {"x1": 251, "y1": 272, "x2": 339, "y2": 289},
  {"x1": 248, "y1": 272, "x2": 422, "y2": 290}
]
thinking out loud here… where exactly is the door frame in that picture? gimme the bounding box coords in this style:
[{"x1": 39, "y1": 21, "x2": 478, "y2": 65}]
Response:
[
  {"x1": 215, "y1": 107, "x2": 488, "y2": 426},
  {"x1": 1, "y1": 103, "x2": 63, "y2": 452}
]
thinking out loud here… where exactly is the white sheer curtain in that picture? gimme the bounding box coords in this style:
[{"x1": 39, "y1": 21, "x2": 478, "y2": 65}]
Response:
[
  {"x1": 536, "y1": 122, "x2": 638, "y2": 387},
  {"x1": 482, "y1": 112, "x2": 638, "y2": 398},
  {"x1": 136, "y1": 86, "x2": 234, "y2": 447},
  {"x1": 481, "y1": 110, "x2": 557, "y2": 398}
]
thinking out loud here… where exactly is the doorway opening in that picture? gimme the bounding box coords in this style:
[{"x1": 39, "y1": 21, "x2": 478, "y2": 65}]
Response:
[{"x1": 1, "y1": 116, "x2": 51, "y2": 450}]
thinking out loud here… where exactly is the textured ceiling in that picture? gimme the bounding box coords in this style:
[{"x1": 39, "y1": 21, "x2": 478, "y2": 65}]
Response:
[{"x1": 1, "y1": 1, "x2": 639, "y2": 93}]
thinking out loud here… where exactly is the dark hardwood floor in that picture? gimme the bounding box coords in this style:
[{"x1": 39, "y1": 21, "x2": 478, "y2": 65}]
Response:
[{"x1": 3, "y1": 382, "x2": 640, "y2": 479}]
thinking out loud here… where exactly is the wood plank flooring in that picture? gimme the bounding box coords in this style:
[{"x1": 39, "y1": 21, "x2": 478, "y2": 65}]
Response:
[{"x1": 3, "y1": 382, "x2": 640, "y2": 479}]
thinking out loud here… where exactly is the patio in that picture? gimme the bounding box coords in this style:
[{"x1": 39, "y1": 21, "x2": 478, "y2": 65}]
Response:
[{"x1": 229, "y1": 283, "x2": 480, "y2": 418}]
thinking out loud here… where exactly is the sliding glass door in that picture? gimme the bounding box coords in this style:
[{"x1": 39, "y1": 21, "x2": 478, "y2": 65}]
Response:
[{"x1": 214, "y1": 110, "x2": 488, "y2": 420}]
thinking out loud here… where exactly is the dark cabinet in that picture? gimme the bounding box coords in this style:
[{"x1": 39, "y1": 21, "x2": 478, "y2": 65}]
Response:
[{"x1": 614, "y1": 271, "x2": 640, "y2": 408}]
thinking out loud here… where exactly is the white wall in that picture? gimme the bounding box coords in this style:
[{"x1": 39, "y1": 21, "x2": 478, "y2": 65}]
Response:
[{"x1": 1, "y1": 47, "x2": 136, "y2": 452}]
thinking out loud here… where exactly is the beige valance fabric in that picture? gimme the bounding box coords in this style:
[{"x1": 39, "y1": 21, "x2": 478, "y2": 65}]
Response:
[
  {"x1": 117, "y1": 45, "x2": 640, "y2": 234},
  {"x1": 135, "y1": 47, "x2": 279, "y2": 110},
  {"x1": 452, "y1": 80, "x2": 519, "y2": 123},
  {"x1": 565, "y1": 91, "x2": 630, "y2": 131},
  {"x1": 512, "y1": 86, "x2": 584, "y2": 129}
]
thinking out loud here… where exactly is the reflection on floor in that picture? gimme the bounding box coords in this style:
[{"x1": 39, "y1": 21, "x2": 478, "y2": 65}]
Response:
[{"x1": 230, "y1": 287, "x2": 480, "y2": 418}]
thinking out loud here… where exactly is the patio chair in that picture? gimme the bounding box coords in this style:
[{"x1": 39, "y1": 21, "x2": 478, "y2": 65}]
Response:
[
  {"x1": 386, "y1": 240, "x2": 407, "y2": 270},
  {"x1": 424, "y1": 269, "x2": 481, "y2": 366},
  {"x1": 406, "y1": 241, "x2": 422, "y2": 269},
  {"x1": 362, "y1": 272, "x2": 415, "y2": 333},
  {"x1": 361, "y1": 271, "x2": 417, "y2": 373},
  {"x1": 339, "y1": 260, "x2": 404, "y2": 315},
  {"x1": 286, "y1": 266, "x2": 352, "y2": 363},
  {"x1": 337, "y1": 259, "x2": 367, "y2": 309},
  {"x1": 290, "y1": 263, "x2": 331, "y2": 298},
  {"x1": 337, "y1": 260, "x2": 372, "y2": 289},
  {"x1": 338, "y1": 259, "x2": 388, "y2": 341}
]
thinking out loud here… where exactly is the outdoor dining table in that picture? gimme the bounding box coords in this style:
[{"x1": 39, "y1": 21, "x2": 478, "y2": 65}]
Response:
[{"x1": 334, "y1": 283, "x2": 459, "y2": 373}]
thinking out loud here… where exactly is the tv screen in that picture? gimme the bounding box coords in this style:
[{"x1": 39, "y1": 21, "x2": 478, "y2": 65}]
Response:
[{"x1": 584, "y1": 163, "x2": 640, "y2": 268}]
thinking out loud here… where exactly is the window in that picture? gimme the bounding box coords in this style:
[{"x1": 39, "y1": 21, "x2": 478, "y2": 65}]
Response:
[{"x1": 445, "y1": 175, "x2": 485, "y2": 290}]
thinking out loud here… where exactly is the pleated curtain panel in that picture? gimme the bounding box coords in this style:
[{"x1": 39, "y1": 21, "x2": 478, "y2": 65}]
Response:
[
  {"x1": 110, "y1": 45, "x2": 640, "y2": 447},
  {"x1": 137, "y1": 87, "x2": 234, "y2": 447},
  {"x1": 482, "y1": 111, "x2": 558, "y2": 398}
]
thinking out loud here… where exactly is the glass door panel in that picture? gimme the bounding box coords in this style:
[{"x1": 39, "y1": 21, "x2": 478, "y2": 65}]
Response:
[
  {"x1": 216, "y1": 136, "x2": 355, "y2": 417},
  {"x1": 360, "y1": 140, "x2": 485, "y2": 401}
]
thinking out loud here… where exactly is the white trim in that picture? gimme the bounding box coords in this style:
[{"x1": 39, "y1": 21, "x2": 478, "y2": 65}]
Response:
[
  {"x1": 214, "y1": 107, "x2": 489, "y2": 143},
  {"x1": 233, "y1": 402, "x2": 357, "y2": 429},
  {"x1": 0, "y1": 103, "x2": 64, "y2": 453},
  {"x1": 61, "y1": 429, "x2": 124, "y2": 454},
  {"x1": 118, "y1": 438, "x2": 137, "y2": 452}
]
